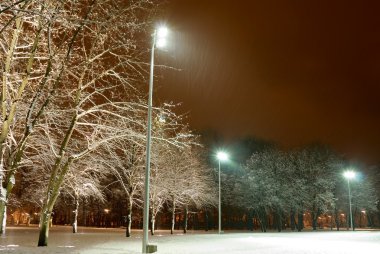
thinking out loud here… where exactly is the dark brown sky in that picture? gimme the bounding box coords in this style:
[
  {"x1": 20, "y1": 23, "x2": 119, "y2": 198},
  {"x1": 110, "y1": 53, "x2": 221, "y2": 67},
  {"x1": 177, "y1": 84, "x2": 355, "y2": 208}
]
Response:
[{"x1": 156, "y1": 0, "x2": 380, "y2": 164}]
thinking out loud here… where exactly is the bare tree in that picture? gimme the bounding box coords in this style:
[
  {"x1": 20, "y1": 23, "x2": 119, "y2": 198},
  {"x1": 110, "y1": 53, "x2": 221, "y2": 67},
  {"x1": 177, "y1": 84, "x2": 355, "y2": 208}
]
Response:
[
  {"x1": 61, "y1": 153, "x2": 106, "y2": 233},
  {"x1": 0, "y1": 0, "x2": 157, "y2": 246},
  {"x1": 0, "y1": 0, "x2": 112, "y2": 234},
  {"x1": 101, "y1": 139, "x2": 146, "y2": 237},
  {"x1": 163, "y1": 146, "x2": 216, "y2": 234},
  {"x1": 144, "y1": 109, "x2": 195, "y2": 235},
  {"x1": 0, "y1": 0, "x2": 54, "y2": 234},
  {"x1": 98, "y1": 103, "x2": 188, "y2": 236}
]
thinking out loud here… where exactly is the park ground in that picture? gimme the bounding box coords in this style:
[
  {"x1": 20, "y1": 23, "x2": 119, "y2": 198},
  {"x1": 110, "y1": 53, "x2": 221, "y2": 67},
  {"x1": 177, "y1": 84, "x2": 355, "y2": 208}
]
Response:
[{"x1": 1, "y1": 226, "x2": 380, "y2": 254}]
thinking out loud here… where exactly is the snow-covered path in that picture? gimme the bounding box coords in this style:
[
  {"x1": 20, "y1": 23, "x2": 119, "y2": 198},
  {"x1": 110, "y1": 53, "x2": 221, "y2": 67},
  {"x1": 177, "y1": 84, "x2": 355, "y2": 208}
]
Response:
[{"x1": 1, "y1": 226, "x2": 379, "y2": 253}]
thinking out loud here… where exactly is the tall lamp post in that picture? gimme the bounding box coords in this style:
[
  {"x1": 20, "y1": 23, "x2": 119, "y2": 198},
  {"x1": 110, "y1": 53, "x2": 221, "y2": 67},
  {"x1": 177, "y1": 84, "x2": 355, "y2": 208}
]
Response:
[
  {"x1": 142, "y1": 26, "x2": 168, "y2": 254},
  {"x1": 216, "y1": 151, "x2": 228, "y2": 234},
  {"x1": 343, "y1": 170, "x2": 356, "y2": 231}
]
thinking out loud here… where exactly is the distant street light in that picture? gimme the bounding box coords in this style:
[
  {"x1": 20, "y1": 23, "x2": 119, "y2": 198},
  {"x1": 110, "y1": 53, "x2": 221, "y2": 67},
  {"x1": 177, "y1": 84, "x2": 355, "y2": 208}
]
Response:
[
  {"x1": 104, "y1": 209, "x2": 110, "y2": 228},
  {"x1": 343, "y1": 170, "x2": 356, "y2": 231},
  {"x1": 216, "y1": 151, "x2": 228, "y2": 234},
  {"x1": 142, "y1": 25, "x2": 169, "y2": 254}
]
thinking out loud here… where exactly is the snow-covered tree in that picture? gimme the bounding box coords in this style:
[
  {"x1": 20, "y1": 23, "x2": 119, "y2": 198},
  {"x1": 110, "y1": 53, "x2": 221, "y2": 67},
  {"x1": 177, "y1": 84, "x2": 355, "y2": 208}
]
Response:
[
  {"x1": 233, "y1": 145, "x2": 343, "y2": 232},
  {"x1": 0, "y1": 0, "x2": 57, "y2": 235},
  {"x1": 4, "y1": 0, "x2": 160, "y2": 246},
  {"x1": 238, "y1": 149, "x2": 290, "y2": 232},
  {"x1": 294, "y1": 145, "x2": 339, "y2": 230},
  {"x1": 61, "y1": 153, "x2": 106, "y2": 233},
  {"x1": 101, "y1": 138, "x2": 145, "y2": 237},
  {"x1": 163, "y1": 145, "x2": 216, "y2": 234}
]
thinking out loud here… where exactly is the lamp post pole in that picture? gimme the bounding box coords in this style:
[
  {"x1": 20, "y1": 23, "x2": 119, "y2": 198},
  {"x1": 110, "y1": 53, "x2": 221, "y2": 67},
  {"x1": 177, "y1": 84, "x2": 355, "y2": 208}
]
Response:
[
  {"x1": 347, "y1": 177, "x2": 354, "y2": 230},
  {"x1": 142, "y1": 29, "x2": 156, "y2": 254},
  {"x1": 142, "y1": 26, "x2": 168, "y2": 254},
  {"x1": 218, "y1": 159, "x2": 221, "y2": 234},
  {"x1": 216, "y1": 151, "x2": 228, "y2": 234},
  {"x1": 343, "y1": 170, "x2": 356, "y2": 231}
]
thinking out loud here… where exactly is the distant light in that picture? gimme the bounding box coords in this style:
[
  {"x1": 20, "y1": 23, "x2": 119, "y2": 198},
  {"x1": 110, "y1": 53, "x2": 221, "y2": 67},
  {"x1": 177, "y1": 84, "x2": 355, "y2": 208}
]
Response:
[
  {"x1": 343, "y1": 170, "x2": 356, "y2": 179},
  {"x1": 104, "y1": 209, "x2": 110, "y2": 214},
  {"x1": 361, "y1": 210, "x2": 366, "y2": 214},
  {"x1": 217, "y1": 151, "x2": 228, "y2": 161},
  {"x1": 341, "y1": 213, "x2": 345, "y2": 216}
]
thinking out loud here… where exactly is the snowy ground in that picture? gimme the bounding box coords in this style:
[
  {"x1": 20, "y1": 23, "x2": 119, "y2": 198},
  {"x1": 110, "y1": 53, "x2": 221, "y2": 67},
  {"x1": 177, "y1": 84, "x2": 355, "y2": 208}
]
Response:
[{"x1": 1, "y1": 226, "x2": 379, "y2": 254}]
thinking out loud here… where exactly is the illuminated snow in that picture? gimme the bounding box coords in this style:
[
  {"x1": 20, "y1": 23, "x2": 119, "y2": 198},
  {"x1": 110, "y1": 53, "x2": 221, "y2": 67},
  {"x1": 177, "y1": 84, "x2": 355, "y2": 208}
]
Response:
[{"x1": 0, "y1": 226, "x2": 379, "y2": 254}]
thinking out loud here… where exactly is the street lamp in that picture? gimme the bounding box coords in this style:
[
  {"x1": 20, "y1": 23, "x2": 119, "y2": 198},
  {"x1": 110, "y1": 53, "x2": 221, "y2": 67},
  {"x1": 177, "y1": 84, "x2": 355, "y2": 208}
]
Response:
[
  {"x1": 142, "y1": 25, "x2": 168, "y2": 254},
  {"x1": 216, "y1": 151, "x2": 228, "y2": 234},
  {"x1": 343, "y1": 170, "x2": 356, "y2": 231}
]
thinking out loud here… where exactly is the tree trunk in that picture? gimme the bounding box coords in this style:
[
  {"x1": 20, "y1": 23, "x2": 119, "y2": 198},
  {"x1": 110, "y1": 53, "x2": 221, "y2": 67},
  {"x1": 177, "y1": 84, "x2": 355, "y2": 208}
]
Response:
[
  {"x1": 276, "y1": 209, "x2": 282, "y2": 232},
  {"x1": 150, "y1": 216, "x2": 155, "y2": 235},
  {"x1": 0, "y1": 203, "x2": 6, "y2": 235},
  {"x1": 297, "y1": 211, "x2": 304, "y2": 232},
  {"x1": 255, "y1": 210, "x2": 263, "y2": 232},
  {"x1": 72, "y1": 197, "x2": 79, "y2": 233},
  {"x1": 312, "y1": 211, "x2": 317, "y2": 230},
  {"x1": 367, "y1": 212, "x2": 374, "y2": 228},
  {"x1": 256, "y1": 208, "x2": 267, "y2": 232},
  {"x1": 334, "y1": 209, "x2": 340, "y2": 231},
  {"x1": 97, "y1": 203, "x2": 101, "y2": 227},
  {"x1": 194, "y1": 212, "x2": 199, "y2": 230},
  {"x1": 38, "y1": 169, "x2": 67, "y2": 247},
  {"x1": 38, "y1": 209, "x2": 52, "y2": 246},
  {"x1": 126, "y1": 197, "x2": 132, "y2": 237},
  {"x1": 290, "y1": 209, "x2": 295, "y2": 231},
  {"x1": 204, "y1": 209, "x2": 209, "y2": 231},
  {"x1": 247, "y1": 210, "x2": 253, "y2": 231},
  {"x1": 183, "y1": 205, "x2": 188, "y2": 234},
  {"x1": 126, "y1": 213, "x2": 132, "y2": 237},
  {"x1": 0, "y1": 174, "x2": 15, "y2": 235},
  {"x1": 82, "y1": 198, "x2": 87, "y2": 227},
  {"x1": 170, "y1": 197, "x2": 175, "y2": 234}
]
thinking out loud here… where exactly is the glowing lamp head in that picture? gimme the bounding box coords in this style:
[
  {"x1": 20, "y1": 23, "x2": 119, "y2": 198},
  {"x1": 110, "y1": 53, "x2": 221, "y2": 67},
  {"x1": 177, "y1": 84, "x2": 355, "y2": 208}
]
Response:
[
  {"x1": 343, "y1": 170, "x2": 356, "y2": 179},
  {"x1": 217, "y1": 151, "x2": 229, "y2": 162},
  {"x1": 156, "y1": 26, "x2": 169, "y2": 48},
  {"x1": 157, "y1": 26, "x2": 168, "y2": 38},
  {"x1": 156, "y1": 38, "x2": 167, "y2": 48}
]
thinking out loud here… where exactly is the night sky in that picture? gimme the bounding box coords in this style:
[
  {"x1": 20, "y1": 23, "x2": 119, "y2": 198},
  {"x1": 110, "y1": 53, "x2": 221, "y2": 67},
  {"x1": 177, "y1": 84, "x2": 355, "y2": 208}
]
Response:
[{"x1": 156, "y1": 0, "x2": 380, "y2": 164}]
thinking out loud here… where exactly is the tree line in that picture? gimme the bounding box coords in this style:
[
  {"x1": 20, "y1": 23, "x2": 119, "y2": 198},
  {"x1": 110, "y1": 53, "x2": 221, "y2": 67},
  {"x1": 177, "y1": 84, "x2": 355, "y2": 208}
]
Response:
[{"x1": 222, "y1": 144, "x2": 379, "y2": 232}]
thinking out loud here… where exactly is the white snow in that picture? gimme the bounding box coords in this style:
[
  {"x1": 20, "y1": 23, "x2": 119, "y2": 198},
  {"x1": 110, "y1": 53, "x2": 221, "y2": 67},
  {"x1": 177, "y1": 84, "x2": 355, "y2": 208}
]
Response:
[{"x1": 0, "y1": 226, "x2": 379, "y2": 254}]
